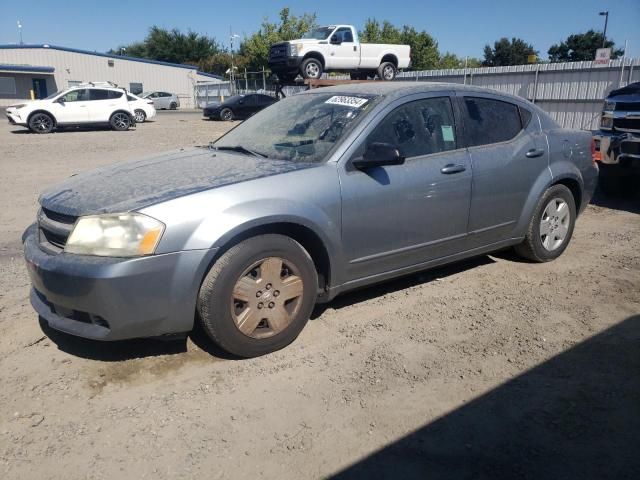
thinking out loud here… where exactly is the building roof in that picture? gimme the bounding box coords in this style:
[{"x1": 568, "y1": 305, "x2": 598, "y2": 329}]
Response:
[
  {"x1": 0, "y1": 44, "x2": 222, "y2": 80},
  {"x1": 0, "y1": 63, "x2": 55, "y2": 74}
]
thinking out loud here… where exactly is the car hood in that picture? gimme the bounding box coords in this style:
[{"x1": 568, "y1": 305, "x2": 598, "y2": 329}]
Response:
[{"x1": 39, "y1": 148, "x2": 317, "y2": 216}]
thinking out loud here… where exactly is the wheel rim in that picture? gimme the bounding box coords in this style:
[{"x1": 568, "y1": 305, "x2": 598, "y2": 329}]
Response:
[
  {"x1": 383, "y1": 65, "x2": 395, "y2": 80},
  {"x1": 230, "y1": 257, "x2": 305, "y2": 339},
  {"x1": 134, "y1": 110, "x2": 145, "y2": 122},
  {"x1": 305, "y1": 61, "x2": 320, "y2": 78},
  {"x1": 222, "y1": 109, "x2": 232, "y2": 120},
  {"x1": 540, "y1": 197, "x2": 570, "y2": 251},
  {"x1": 113, "y1": 113, "x2": 129, "y2": 129},
  {"x1": 31, "y1": 114, "x2": 52, "y2": 132}
]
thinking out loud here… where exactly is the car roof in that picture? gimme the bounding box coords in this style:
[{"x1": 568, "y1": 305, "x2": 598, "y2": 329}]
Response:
[{"x1": 299, "y1": 81, "x2": 527, "y2": 104}]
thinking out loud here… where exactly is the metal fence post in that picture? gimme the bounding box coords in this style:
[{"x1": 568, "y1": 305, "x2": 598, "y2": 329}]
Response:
[{"x1": 532, "y1": 64, "x2": 540, "y2": 104}]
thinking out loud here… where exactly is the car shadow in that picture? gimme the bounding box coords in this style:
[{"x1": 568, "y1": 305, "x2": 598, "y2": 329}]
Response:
[
  {"x1": 312, "y1": 256, "x2": 495, "y2": 319},
  {"x1": 331, "y1": 314, "x2": 640, "y2": 480},
  {"x1": 38, "y1": 316, "x2": 188, "y2": 361},
  {"x1": 590, "y1": 186, "x2": 640, "y2": 215}
]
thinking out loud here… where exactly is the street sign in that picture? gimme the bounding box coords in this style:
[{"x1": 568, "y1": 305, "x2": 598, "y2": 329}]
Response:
[{"x1": 594, "y1": 48, "x2": 611, "y2": 66}]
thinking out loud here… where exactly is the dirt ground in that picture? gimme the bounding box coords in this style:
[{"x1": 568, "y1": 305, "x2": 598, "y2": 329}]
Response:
[{"x1": 1, "y1": 112, "x2": 638, "y2": 479}]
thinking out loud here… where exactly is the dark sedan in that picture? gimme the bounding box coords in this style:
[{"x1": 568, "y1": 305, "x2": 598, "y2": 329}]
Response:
[{"x1": 203, "y1": 94, "x2": 277, "y2": 121}]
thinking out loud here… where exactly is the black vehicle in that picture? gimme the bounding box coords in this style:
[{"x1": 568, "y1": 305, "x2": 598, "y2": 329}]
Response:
[{"x1": 203, "y1": 94, "x2": 277, "y2": 121}]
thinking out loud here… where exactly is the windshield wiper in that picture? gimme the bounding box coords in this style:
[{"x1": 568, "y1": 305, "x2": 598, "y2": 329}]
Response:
[{"x1": 211, "y1": 144, "x2": 268, "y2": 158}]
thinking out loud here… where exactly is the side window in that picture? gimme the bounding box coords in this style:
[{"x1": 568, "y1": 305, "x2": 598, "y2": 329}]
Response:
[
  {"x1": 463, "y1": 97, "x2": 522, "y2": 147},
  {"x1": 335, "y1": 27, "x2": 353, "y2": 43},
  {"x1": 519, "y1": 107, "x2": 533, "y2": 128},
  {"x1": 127, "y1": 94, "x2": 136, "y2": 101},
  {"x1": 365, "y1": 97, "x2": 457, "y2": 159},
  {"x1": 62, "y1": 89, "x2": 89, "y2": 102},
  {"x1": 108, "y1": 90, "x2": 123, "y2": 99},
  {"x1": 89, "y1": 89, "x2": 110, "y2": 101}
]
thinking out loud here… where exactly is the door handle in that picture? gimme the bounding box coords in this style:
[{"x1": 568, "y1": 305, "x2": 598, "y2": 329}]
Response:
[
  {"x1": 353, "y1": 46, "x2": 357, "y2": 51},
  {"x1": 440, "y1": 164, "x2": 466, "y2": 174},
  {"x1": 525, "y1": 148, "x2": 545, "y2": 158}
]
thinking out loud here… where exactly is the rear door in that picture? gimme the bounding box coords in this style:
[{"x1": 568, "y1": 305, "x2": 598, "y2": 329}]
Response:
[
  {"x1": 459, "y1": 95, "x2": 547, "y2": 246},
  {"x1": 339, "y1": 94, "x2": 473, "y2": 281},
  {"x1": 87, "y1": 89, "x2": 124, "y2": 122}
]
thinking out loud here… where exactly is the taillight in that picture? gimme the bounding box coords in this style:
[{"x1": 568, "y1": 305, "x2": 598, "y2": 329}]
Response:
[{"x1": 591, "y1": 138, "x2": 601, "y2": 165}]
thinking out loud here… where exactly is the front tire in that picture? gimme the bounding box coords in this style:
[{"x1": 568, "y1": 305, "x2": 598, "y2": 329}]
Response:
[
  {"x1": 301, "y1": 58, "x2": 323, "y2": 80},
  {"x1": 134, "y1": 109, "x2": 146, "y2": 123},
  {"x1": 109, "y1": 112, "x2": 132, "y2": 131},
  {"x1": 220, "y1": 108, "x2": 233, "y2": 121},
  {"x1": 514, "y1": 184, "x2": 576, "y2": 262},
  {"x1": 169, "y1": 102, "x2": 178, "y2": 110},
  {"x1": 28, "y1": 112, "x2": 54, "y2": 134},
  {"x1": 197, "y1": 234, "x2": 318, "y2": 358}
]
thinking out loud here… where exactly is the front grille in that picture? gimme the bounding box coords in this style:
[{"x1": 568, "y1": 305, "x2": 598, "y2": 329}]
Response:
[
  {"x1": 38, "y1": 207, "x2": 77, "y2": 253},
  {"x1": 613, "y1": 118, "x2": 640, "y2": 132},
  {"x1": 269, "y1": 44, "x2": 288, "y2": 61},
  {"x1": 614, "y1": 102, "x2": 640, "y2": 112}
]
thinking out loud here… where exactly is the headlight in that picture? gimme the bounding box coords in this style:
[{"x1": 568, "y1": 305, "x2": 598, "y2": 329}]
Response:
[
  {"x1": 290, "y1": 43, "x2": 301, "y2": 56},
  {"x1": 603, "y1": 101, "x2": 616, "y2": 112},
  {"x1": 600, "y1": 115, "x2": 613, "y2": 129},
  {"x1": 65, "y1": 213, "x2": 165, "y2": 257},
  {"x1": 10, "y1": 104, "x2": 27, "y2": 109}
]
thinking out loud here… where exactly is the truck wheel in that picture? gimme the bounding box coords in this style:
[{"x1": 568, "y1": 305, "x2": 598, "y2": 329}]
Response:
[
  {"x1": 514, "y1": 184, "x2": 576, "y2": 262},
  {"x1": 197, "y1": 234, "x2": 318, "y2": 358},
  {"x1": 301, "y1": 58, "x2": 323, "y2": 80},
  {"x1": 378, "y1": 62, "x2": 397, "y2": 81}
]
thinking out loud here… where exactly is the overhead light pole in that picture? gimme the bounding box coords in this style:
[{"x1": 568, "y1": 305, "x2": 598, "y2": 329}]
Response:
[
  {"x1": 17, "y1": 21, "x2": 23, "y2": 45},
  {"x1": 599, "y1": 11, "x2": 609, "y2": 48},
  {"x1": 230, "y1": 31, "x2": 240, "y2": 93}
]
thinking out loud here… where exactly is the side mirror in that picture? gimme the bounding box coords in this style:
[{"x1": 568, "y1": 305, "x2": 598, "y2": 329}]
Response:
[
  {"x1": 56, "y1": 97, "x2": 65, "y2": 104},
  {"x1": 353, "y1": 142, "x2": 405, "y2": 170},
  {"x1": 330, "y1": 35, "x2": 341, "y2": 45}
]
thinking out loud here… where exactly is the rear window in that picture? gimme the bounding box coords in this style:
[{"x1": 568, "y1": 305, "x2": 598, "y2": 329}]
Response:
[{"x1": 463, "y1": 97, "x2": 523, "y2": 147}]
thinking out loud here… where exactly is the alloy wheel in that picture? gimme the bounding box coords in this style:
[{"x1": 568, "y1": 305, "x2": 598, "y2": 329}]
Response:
[
  {"x1": 113, "y1": 113, "x2": 130, "y2": 130},
  {"x1": 134, "y1": 110, "x2": 145, "y2": 123},
  {"x1": 31, "y1": 114, "x2": 53, "y2": 132},
  {"x1": 230, "y1": 257, "x2": 304, "y2": 339},
  {"x1": 305, "y1": 62, "x2": 320, "y2": 79},
  {"x1": 540, "y1": 197, "x2": 570, "y2": 251},
  {"x1": 383, "y1": 65, "x2": 395, "y2": 80}
]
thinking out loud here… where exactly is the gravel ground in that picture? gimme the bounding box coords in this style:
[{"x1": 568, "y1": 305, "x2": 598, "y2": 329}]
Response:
[{"x1": 0, "y1": 113, "x2": 638, "y2": 479}]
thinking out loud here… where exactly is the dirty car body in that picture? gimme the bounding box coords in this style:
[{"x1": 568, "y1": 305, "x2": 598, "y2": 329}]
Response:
[{"x1": 23, "y1": 82, "x2": 598, "y2": 354}]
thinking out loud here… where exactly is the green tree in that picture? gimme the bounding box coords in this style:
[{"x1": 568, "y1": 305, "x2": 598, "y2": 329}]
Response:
[
  {"x1": 238, "y1": 7, "x2": 316, "y2": 71},
  {"x1": 360, "y1": 19, "x2": 439, "y2": 70},
  {"x1": 483, "y1": 37, "x2": 537, "y2": 66},
  {"x1": 548, "y1": 30, "x2": 623, "y2": 62},
  {"x1": 111, "y1": 26, "x2": 220, "y2": 64},
  {"x1": 436, "y1": 52, "x2": 482, "y2": 69}
]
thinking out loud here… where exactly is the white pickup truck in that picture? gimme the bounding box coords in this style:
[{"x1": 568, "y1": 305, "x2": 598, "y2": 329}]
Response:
[{"x1": 268, "y1": 25, "x2": 411, "y2": 82}]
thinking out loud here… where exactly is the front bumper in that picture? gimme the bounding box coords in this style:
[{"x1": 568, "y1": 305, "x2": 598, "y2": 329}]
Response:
[
  {"x1": 594, "y1": 131, "x2": 640, "y2": 167},
  {"x1": 23, "y1": 224, "x2": 218, "y2": 341},
  {"x1": 6, "y1": 110, "x2": 26, "y2": 126},
  {"x1": 268, "y1": 55, "x2": 303, "y2": 74}
]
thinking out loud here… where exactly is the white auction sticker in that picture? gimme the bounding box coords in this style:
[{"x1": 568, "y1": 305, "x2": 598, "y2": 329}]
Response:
[{"x1": 325, "y1": 96, "x2": 369, "y2": 108}]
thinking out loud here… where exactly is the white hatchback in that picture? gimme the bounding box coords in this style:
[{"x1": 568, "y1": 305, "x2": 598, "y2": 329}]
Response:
[{"x1": 6, "y1": 84, "x2": 135, "y2": 133}]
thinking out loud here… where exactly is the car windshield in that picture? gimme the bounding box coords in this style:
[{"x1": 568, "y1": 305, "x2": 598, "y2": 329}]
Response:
[
  {"x1": 44, "y1": 89, "x2": 69, "y2": 100},
  {"x1": 213, "y1": 92, "x2": 379, "y2": 163},
  {"x1": 302, "y1": 27, "x2": 334, "y2": 40}
]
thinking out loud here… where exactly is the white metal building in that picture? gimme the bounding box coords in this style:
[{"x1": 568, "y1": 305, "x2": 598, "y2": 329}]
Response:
[{"x1": 0, "y1": 44, "x2": 222, "y2": 108}]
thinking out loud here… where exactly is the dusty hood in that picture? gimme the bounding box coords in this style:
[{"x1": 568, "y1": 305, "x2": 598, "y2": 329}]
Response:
[{"x1": 39, "y1": 148, "x2": 316, "y2": 216}]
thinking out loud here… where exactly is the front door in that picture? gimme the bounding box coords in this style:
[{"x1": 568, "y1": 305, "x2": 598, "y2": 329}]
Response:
[
  {"x1": 32, "y1": 78, "x2": 48, "y2": 99},
  {"x1": 459, "y1": 95, "x2": 548, "y2": 246},
  {"x1": 339, "y1": 95, "x2": 472, "y2": 281},
  {"x1": 50, "y1": 88, "x2": 90, "y2": 123},
  {"x1": 329, "y1": 27, "x2": 358, "y2": 69}
]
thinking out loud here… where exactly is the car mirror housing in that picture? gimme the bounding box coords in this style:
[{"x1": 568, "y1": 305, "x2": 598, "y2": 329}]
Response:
[
  {"x1": 353, "y1": 142, "x2": 405, "y2": 170},
  {"x1": 330, "y1": 35, "x2": 341, "y2": 45}
]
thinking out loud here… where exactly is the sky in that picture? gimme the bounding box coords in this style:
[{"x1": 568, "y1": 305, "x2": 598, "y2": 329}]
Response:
[{"x1": 1, "y1": 0, "x2": 639, "y2": 60}]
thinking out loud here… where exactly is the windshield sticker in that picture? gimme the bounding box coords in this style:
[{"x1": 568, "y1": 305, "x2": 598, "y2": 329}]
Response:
[{"x1": 325, "y1": 96, "x2": 369, "y2": 108}]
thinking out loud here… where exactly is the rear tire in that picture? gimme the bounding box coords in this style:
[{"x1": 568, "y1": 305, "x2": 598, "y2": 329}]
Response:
[
  {"x1": 28, "y1": 112, "x2": 54, "y2": 134},
  {"x1": 197, "y1": 234, "x2": 318, "y2": 358},
  {"x1": 514, "y1": 184, "x2": 576, "y2": 262},
  {"x1": 378, "y1": 62, "x2": 397, "y2": 81},
  {"x1": 220, "y1": 108, "x2": 233, "y2": 121},
  {"x1": 134, "y1": 109, "x2": 146, "y2": 123},
  {"x1": 109, "y1": 112, "x2": 131, "y2": 131}
]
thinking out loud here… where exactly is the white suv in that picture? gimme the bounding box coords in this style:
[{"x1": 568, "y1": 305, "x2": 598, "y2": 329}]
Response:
[{"x1": 6, "y1": 83, "x2": 135, "y2": 134}]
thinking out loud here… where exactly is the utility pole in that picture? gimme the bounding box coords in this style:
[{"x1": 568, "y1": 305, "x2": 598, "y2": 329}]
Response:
[
  {"x1": 17, "y1": 21, "x2": 23, "y2": 45},
  {"x1": 599, "y1": 11, "x2": 609, "y2": 48},
  {"x1": 230, "y1": 29, "x2": 239, "y2": 94}
]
